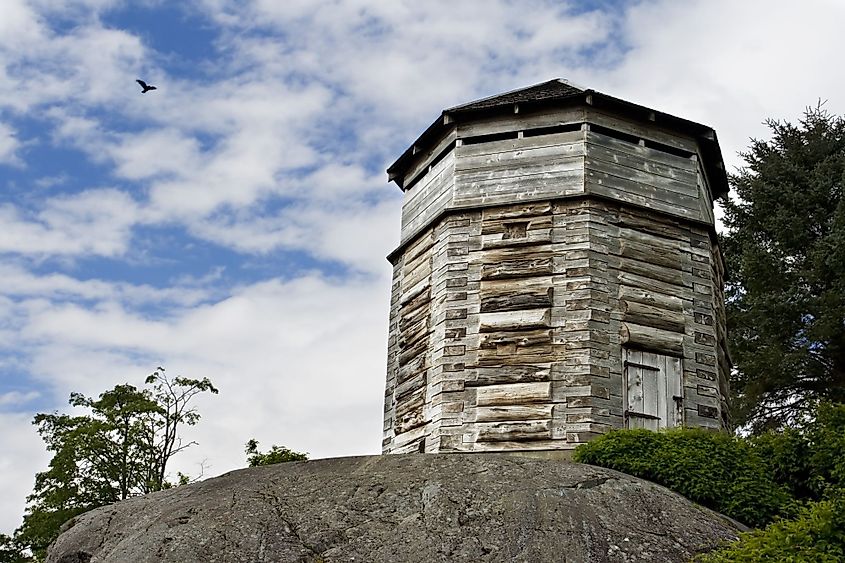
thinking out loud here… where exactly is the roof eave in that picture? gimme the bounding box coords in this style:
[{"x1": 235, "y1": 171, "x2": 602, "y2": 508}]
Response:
[
  {"x1": 387, "y1": 112, "x2": 454, "y2": 190},
  {"x1": 587, "y1": 93, "x2": 729, "y2": 199},
  {"x1": 388, "y1": 89, "x2": 730, "y2": 200}
]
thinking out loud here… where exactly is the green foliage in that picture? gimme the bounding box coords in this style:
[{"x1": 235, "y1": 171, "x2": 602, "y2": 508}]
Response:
[
  {"x1": 805, "y1": 402, "x2": 845, "y2": 493},
  {"x1": 0, "y1": 534, "x2": 31, "y2": 563},
  {"x1": 15, "y1": 368, "x2": 216, "y2": 560},
  {"x1": 245, "y1": 439, "x2": 308, "y2": 466},
  {"x1": 749, "y1": 428, "x2": 815, "y2": 501},
  {"x1": 573, "y1": 427, "x2": 792, "y2": 527},
  {"x1": 721, "y1": 106, "x2": 845, "y2": 431},
  {"x1": 751, "y1": 402, "x2": 845, "y2": 501},
  {"x1": 698, "y1": 489, "x2": 845, "y2": 563}
]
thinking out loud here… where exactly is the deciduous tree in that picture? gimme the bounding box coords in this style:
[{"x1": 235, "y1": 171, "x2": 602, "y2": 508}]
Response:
[
  {"x1": 245, "y1": 439, "x2": 308, "y2": 466},
  {"x1": 15, "y1": 368, "x2": 216, "y2": 560}
]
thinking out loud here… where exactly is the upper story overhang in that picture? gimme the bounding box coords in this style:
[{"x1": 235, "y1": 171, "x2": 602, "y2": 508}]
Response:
[{"x1": 387, "y1": 79, "x2": 728, "y2": 201}]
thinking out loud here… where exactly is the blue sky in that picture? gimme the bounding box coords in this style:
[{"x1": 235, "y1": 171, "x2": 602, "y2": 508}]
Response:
[{"x1": 2, "y1": 0, "x2": 845, "y2": 533}]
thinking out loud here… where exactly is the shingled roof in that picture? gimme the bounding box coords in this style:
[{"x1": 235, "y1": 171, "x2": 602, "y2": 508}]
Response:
[{"x1": 447, "y1": 79, "x2": 585, "y2": 112}]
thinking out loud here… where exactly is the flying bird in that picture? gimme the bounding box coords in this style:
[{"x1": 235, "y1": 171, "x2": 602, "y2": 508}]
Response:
[{"x1": 136, "y1": 79, "x2": 157, "y2": 93}]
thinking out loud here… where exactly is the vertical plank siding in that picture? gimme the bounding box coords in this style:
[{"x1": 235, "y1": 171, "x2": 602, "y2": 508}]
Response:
[{"x1": 383, "y1": 106, "x2": 729, "y2": 454}]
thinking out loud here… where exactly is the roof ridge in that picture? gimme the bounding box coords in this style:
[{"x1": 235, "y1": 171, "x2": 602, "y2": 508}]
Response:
[{"x1": 446, "y1": 78, "x2": 583, "y2": 112}]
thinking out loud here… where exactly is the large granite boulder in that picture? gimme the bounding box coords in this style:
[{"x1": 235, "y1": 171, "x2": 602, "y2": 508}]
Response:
[{"x1": 47, "y1": 454, "x2": 742, "y2": 563}]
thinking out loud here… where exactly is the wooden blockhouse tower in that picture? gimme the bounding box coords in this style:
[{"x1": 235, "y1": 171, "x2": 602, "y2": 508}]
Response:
[{"x1": 382, "y1": 79, "x2": 730, "y2": 454}]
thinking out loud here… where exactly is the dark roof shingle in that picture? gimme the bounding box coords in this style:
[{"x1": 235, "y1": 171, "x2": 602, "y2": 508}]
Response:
[{"x1": 447, "y1": 79, "x2": 585, "y2": 112}]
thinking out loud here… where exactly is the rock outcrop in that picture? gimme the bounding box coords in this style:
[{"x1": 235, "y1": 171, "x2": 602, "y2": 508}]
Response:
[{"x1": 47, "y1": 454, "x2": 742, "y2": 562}]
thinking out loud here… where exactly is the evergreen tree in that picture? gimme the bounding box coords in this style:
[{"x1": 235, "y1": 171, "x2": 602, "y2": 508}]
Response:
[{"x1": 722, "y1": 106, "x2": 845, "y2": 430}]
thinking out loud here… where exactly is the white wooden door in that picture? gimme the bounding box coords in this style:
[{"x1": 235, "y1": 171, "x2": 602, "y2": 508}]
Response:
[{"x1": 623, "y1": 349, "x2": 683, "y2": 430}]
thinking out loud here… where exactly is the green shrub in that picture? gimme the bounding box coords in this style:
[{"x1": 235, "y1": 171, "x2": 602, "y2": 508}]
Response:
[
  {"x1": 750, "y1": 402, "x2": 845, "y2": 501},
  {"x1": 573, "y1": 428, "x2": 793, "y2": 527},
  {"x1": 245, "y1": 439, "x2": 308, "y2": 466},
  {"x1": 805, "y1": 402, "x2": 845, "y2": 494},
  {"x1": 748, "y1": 428, "x2": 815, "y2": 501},
  {"x1": 698, "y1": 490, "x2": 845, "y2": 562}
]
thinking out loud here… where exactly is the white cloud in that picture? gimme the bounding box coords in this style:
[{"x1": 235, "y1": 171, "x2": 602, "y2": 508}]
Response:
[
  {"x1": 0, "y1": 413, "x2": 49, "y2": 536},
  {"x1": 4, "y1": 274, "x2": 389, "y2": 503},
  {"x1": 0, "y1": 391, "x2": 40, "y2": 407},
  {"x1": 3, "y1": 0, "x2": 845, "y2": 539},
  {"x1": 0, "y1": 0, "x2": 46, "y2": 51},
  {"x1": 186, "y1": 193, "x2": 401, "y2": 273},
  {"x1": 0, "y1": 189, "x2": 140, "y2": 257},
  {"x1": 107, "y1": 128, "x2": 204, "y2": 181},
  {"x1": 586, "y1": 0, "x2": 845, "y2": 172},
  {"x1": 0, "y1": 122, "x2": 23, "y2": 166},
  {"x1": 0, "y1": 264, "x2": 211, "y2": 307},
  {"x1": 0, "y1": 10, "x2": 147, "y2": 113}
]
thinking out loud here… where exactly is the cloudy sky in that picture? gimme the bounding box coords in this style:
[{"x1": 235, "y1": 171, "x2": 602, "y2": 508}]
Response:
[{"x1": 1, "y1": 0, "x2": 844, "y2": 533}]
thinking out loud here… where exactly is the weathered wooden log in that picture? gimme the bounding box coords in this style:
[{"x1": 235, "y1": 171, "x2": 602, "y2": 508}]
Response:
[
  {"x1": 397, "y1": 355, "x2": 426, "y2": 384},
  {"x1": 481, "y1": 258, "x2": 553, "y2": 280},
  {"x1": 475, "y1": 382, "x2": 551, "y2": 406},
  {"x1": 585, "y1": 140, "x2": 698, "y2": 184},
  {"x1": 402, "y1": 230, "x2": 435, "y2": 262},
  {"x1": 391, "y1": 423, "x2": 427, "y2": 448},
  {"x1": 619, "y1": 322, "x2": 684, "y2": 355},
  {"x1": 398, "y1": 291, "x2": 431, "y2": 323},
  {"x1": 482, "y1": 202, "x2": 552, "y2": 220},
  {"x1": 476, "y1": 420, "x2": 551, "y2": 441},
  {"x1": 613, "y1": 213, "x2": 689, "y2": 241},
  {"x1": 615, "y1": 255, "x2": 687, "y2": 287},
  {"x1": 479, "y1": 309, "x2": 550, "y2": 331},
  {"x1": 481, "y1": 215, "x2": 552, "y2": 235},
  {"x1": 617, "y1": 271, "x2": 689, "y2": 296},
  {"x1": 398, "y1": 278, "x2": 429, "y2": 306},
  {"x1": 394, "y1": 373, "x2": 426, "y2": 400},
  {"x1": 401, "y1": 262, "x2": 432, "y2": 292},
  {"x1": 457, "y1": 130, "x2": 583, "y2": 164},
  {"x1": 394, "y1": 387, "x2": 425, "y2": 415},
  {"x1": 400, "y1": 285, "x2": 430, "y2": 310},
  {"x1": 470, "y1": 364, "x2": 551, "y2": 386},
  {"x1": 477, "y1": 349, "x2": 555, "y2": 366},
  {"x1": 388, "y1": 438, "x2": 425, "y2": 455},
  {"x1": 459, "y1": 439, "x2": 580, "y2": 452},
  {"x1": 618, "y1": 226, "x2": 685, "y2": 251},
  {"x1": 585, "y1": 128, "x2": 697, "y2": 169},
  {"x1": 588, "y1": 110, "x2": 698, "y2": 153},
  {"x1": 480, "y1": 288, "x2": 551, "y2": 313},
  {"x1": 618, "y1": 285, "x2": 683, "y2": 312},
  {"x1": 479, "y1": 329, "x2": 552, "y2": 349},
  {"x1": 397, "y1": 339, "x2": 428, "y2": 367},
  {"x1": 457, "y1": 169, "x2": 584, "y2": 205},
  {"x1": 398, "y1": 310, "x2": 429, "y2": 335},
  {"x1": 619, "y1": 239, "x2": 684, "y2": 271},
  {"x1": 475, "y1": 405, "x2": 553, "y2": 422},
  {"x1": 621, "y1": 300, "x2": 686, "y2": 333},
  {"x1": 481, "y1": 231, "x2": 552, "y2": 249},
  {"x1": 394, "y1": 409, "x2": 425, "y2": 434},
  {"x1": 457, "y1": 155, "x2": 583, "y2": 183},
  {"x1": 397, "y1": 320, "x2": 429, "y2": 350}
]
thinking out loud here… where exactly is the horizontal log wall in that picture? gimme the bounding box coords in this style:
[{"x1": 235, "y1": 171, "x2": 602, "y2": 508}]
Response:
[
  {"x1": 400, "y1": 150, "x2": 456, "y2": 245},
  {"x1": 383, "y1": 199, "x2": 727, "y2": 453},
  {"x1": 384, "y1": 106, "x2": 728, "y2": 454},
  {"x1": 453, "y1": 131, "x2": 585, "y2": 209},
  {"x1": 584, "y1": 130, "x2": 702, "y2": 223},
  {"x1": 397, "y1": 107, "x2": 714, "y2": 247}
]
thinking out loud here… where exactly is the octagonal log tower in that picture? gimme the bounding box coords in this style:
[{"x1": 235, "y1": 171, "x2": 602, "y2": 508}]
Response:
[{"x1": 382, "y1": 79, "x2": 730, "y2": 454}]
